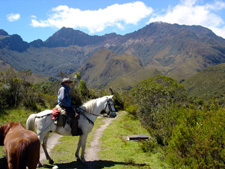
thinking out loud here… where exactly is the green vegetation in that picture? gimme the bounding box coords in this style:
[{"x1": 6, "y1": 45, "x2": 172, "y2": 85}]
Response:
[
  {"x1": 1, "y1": 66, "x2": 225, "y2": 168},
  {"x1": 167, "y1": 106, "x2": 225, "y2": 168},
  {"x1": 130, "y1": 75, "x2": 187, "y2": 145},
  {"x1": 125, "y1": 74, "x2": 225, "y2": 168},
  {"x1": 182, "y1": 63, "x2": 225, "y2": 99}
]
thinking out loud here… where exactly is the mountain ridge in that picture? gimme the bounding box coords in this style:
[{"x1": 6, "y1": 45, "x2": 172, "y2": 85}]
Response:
[{"x1": 0, "y1": 22, "x2": 225, "y2": 88}]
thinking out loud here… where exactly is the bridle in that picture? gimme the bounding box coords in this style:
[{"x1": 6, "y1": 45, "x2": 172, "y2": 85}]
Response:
[{"x1": 104, "y1": 98, "x2": 116, "y2": 115}]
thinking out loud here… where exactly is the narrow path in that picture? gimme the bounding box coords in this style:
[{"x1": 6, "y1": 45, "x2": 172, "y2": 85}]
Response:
[
  {"x1": 85, "y1": 117, "x2": 116, "y2": 161},
  {"x1": 39, "y1": 133, "x2": 62, "y2": 162}
]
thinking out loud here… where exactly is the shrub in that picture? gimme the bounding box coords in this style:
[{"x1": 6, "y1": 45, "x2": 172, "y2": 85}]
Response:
[
  {"x1": 126, "y1": 104, "x2": 138, "y2": 116},
  {"x1": 167, "y1": 107, "x2": 225, "y2": 168},
  {"x1": 139, "y1": 139, "x2": 158, "y2": 153},
  {"x1": 131, "y1": 75, "x2": 187, "y2": 145}
]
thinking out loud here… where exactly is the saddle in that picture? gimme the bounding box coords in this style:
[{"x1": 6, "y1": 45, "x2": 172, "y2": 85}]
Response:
[{"x1": 52, "y1": 105, "x2": 82, "y2": 136}]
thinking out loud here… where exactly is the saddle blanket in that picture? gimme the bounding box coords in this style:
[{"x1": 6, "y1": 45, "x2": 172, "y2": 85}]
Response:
[
  {"x1": 52, "y1": 107, "x2": 61, "y2": 120},
  {"x1": 52, "y1": 105, "x2": 66, "y2": 120}
]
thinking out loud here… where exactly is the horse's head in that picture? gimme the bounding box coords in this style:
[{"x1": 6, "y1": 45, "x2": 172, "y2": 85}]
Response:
[
  {"x1": 105, "y1": 95, "x2": 117, "y2": 118},
  {"x1": 0, "y1": 122, "x2": 16, "y2": 145}
]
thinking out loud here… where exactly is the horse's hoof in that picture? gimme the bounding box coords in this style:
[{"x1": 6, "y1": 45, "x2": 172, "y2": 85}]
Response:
[
  {"x1": 49, "y1": 159, "x2": 54, "y2": 164},
  {"x1": 37, "y1": 162, "x2": 43, "y2": 168},
  {"x1": 81, "y1": 158, "x2": 86, "y2": 163},
  {"x1": 77, "y1": 157, "x2": 81, "y2": 162}
]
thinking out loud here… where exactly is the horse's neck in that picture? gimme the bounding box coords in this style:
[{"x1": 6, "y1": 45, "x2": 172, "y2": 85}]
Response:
[{"x1": 93, "y1": 97, "x2": 106, "y2": 115}]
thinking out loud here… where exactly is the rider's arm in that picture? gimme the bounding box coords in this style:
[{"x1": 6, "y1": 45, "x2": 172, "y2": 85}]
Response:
[{"x1": 58, "y1": 87, "x2": 71, "y2": 108}]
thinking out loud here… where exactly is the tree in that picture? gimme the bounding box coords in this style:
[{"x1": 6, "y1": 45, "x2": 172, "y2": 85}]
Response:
[
  {"x1": 74, "y1": 72, "x2": 81, "y2": 82},
  {"x1": 78, "y1": 80, "x2": 89, "y2": 99}
]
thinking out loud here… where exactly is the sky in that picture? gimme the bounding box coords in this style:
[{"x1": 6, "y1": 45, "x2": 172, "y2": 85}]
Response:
[{"x1": 1, "y1": 0, "x2": 225, "y2": 42}]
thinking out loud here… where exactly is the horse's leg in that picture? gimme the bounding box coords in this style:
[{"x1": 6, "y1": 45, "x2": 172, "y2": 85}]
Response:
[
  {"x1": 42, "y1": 132, "x2": 54, "y2": 164},
  {"x1": 75, "y1": 136, "x2": 82, "y2": 161},
  {"x1": 80, "y1": 134, "x2": 88, "y2": 162},
  {"x1": 37, "y1": 160, "x2": 43, "y2": 168}
]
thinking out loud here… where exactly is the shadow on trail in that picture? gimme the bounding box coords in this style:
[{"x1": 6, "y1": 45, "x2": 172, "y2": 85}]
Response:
[{"x1": 42, "y1": 160, "x2": 149, "y2": 169}]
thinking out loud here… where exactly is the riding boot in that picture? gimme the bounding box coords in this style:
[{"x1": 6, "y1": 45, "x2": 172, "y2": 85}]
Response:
[{"x1": 70, "y1": 113, "x2": 82, "y2": 136}]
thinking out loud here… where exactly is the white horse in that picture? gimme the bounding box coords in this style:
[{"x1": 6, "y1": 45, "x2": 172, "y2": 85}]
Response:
[{"x1": 26, "y1": 95, "x2": 116, "y2": 167}]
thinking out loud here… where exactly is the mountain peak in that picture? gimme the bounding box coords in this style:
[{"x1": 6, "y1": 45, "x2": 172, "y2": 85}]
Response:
[
  {"x1": 44, "y1": 27, "x2": 104, "y2": 47},
  {"x1": 0, "y1": 29, "x2": 8, "y2": 36}
]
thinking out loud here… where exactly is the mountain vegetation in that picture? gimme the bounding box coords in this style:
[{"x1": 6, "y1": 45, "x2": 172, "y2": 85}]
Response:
[{"x1": 182, "y1": 63, "x2": 225, "y2": 98}]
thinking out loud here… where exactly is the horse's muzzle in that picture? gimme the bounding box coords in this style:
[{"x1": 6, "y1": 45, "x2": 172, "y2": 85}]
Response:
[{"x1": 109, "y1": 111, "x2": 117, "y2": 118}]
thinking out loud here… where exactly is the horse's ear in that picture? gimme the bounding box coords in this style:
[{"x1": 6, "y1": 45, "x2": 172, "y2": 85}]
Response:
[{"x1": 3, "y1": 122, "x2": 15, "y2": 135}]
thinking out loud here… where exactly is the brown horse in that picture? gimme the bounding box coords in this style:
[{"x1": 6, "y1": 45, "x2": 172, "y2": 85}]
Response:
[{"x1": 0, "y1": 122, "x2": 40, "y2": 169}]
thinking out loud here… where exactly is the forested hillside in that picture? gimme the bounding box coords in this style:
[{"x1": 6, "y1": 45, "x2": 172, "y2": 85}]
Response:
[{"x1": 182, "y1": 63, "x2": 225, "y2": 98}]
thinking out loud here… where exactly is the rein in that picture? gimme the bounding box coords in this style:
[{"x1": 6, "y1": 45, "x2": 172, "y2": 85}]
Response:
[
  {"x1": 77, "y1": 107, "x2": 99, "y2": 125},
  {"x1": 36, "y1": 114, "x2": 58, "y2": 136}
]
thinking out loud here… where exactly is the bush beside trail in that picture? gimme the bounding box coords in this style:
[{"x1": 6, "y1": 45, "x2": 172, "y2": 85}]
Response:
[{"x1": 126, "y1": 75, "x2": 225, "y2": 168}]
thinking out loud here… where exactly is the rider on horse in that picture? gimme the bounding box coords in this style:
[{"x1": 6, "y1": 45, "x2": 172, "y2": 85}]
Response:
[{"x1": 57, "y1": 78, "x2": 82, "y2": 136}]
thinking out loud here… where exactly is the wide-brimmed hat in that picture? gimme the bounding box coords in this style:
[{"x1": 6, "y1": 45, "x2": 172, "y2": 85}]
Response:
[{"x1": 61, "y1": 78, "x2": 73, "y2": 85}]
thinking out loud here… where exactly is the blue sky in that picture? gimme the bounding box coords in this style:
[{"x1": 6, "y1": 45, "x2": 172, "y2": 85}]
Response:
[{"x1": 1, "y1": 0, "x2": 225, "y2": 42}]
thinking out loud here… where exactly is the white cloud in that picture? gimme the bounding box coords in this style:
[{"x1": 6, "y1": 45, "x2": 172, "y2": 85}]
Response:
[
  {"x1": 31, "y1": 1, "x2": 153, "y2": 33},
  {"x1": 148, "y1": 0, "x2": 225, "y2": 38},
  {"x1": 6, "y1": 13, "x2": 20, "y2": 22}
]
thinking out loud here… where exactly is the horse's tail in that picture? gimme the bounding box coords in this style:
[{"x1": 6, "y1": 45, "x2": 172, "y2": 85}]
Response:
[
  {"x1": 26, "y1": 114, "x2": 36, "y2": 131},
  {"x1": 17, "y1": 139, "x2": 29, "y2": 169}
]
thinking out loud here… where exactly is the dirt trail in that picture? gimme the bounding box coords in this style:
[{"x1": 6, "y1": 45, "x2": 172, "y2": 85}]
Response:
[
  {"x1": 85, "y1": 117, "x2": 116, "y2": 161},
  {"x1": 39, "y1": 133, "x2": 62, "y2": 162}
]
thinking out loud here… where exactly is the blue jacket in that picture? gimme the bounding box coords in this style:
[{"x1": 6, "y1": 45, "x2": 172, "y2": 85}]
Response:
[{"x1": 58, "y1": 84, "x2": 71, "y2": 108}]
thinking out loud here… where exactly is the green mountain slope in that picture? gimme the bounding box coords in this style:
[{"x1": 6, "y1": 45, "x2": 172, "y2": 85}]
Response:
[
  {"x1": 182, "y1": 63, "x2": 225, "y2": 98},
  {"x1": 79, "y1": 49, "x2": 145, "y2": 88},
  {"x1": 79, "y1": 49, "x2": 161, "y2": 89}
]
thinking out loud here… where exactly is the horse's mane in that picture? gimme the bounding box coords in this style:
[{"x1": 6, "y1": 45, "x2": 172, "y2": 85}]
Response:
[{"x1": 80, "y1": 99, "x2": 97, "y2": 114}]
